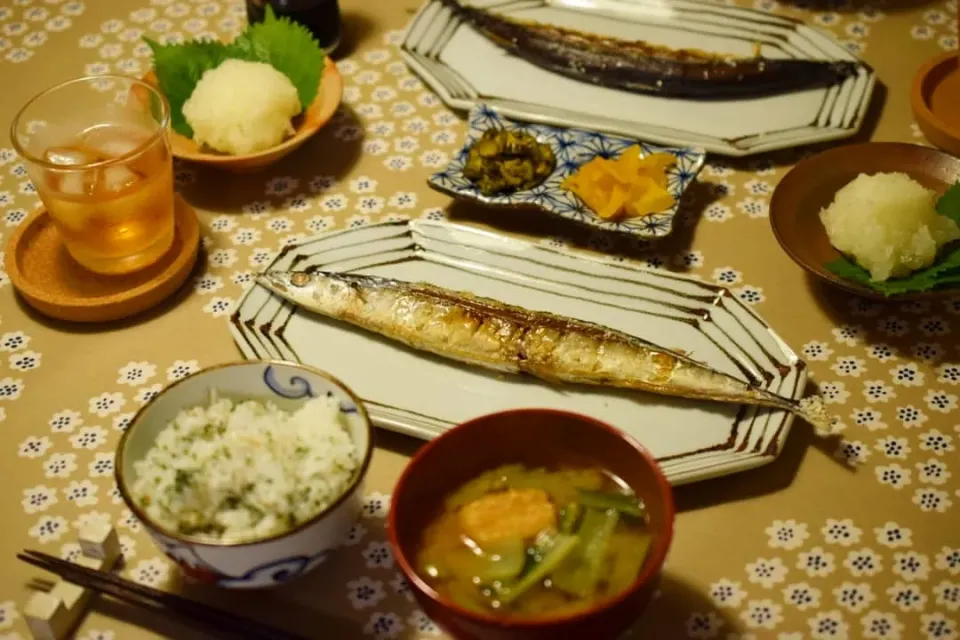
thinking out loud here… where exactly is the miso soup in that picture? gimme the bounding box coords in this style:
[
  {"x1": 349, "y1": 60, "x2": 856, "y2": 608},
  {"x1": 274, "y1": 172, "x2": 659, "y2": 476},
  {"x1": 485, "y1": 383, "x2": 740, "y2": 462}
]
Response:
[{"x1": 415, "y1": 464, "x2": 654, "y2": 619}]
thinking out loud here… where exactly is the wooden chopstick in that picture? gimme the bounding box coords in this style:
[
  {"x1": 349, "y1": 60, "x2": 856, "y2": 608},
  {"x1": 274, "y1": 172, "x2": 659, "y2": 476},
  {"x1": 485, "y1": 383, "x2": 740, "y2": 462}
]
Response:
[{"x1": 18, "y1": 550, "x2": 311, "y2": 640}]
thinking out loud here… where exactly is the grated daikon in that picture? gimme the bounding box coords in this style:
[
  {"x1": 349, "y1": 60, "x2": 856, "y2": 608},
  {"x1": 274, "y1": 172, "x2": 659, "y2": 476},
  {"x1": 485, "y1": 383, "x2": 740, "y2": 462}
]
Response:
[{"x1": 819, "y1": 172, "x2": 960, "y2": 282}]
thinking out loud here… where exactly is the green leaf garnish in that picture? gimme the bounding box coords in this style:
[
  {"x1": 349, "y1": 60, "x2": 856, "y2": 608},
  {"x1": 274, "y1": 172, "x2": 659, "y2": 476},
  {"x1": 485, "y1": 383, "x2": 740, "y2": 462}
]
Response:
[
  {"x1": 145, "y1": 38, "x2": 229, "y2": 138},
  {"x1": 937, "y1": 181, "x2": 960, "y2": 222},
  {"x1": 145, "y1": 5, "x2": 325, "y2": 139},
  {"x1": 825, "y1": 181, "x2": 960, "y2": 296},
  {"x1": 240, "y1": 6, "x2": 326, "y2": 109}
]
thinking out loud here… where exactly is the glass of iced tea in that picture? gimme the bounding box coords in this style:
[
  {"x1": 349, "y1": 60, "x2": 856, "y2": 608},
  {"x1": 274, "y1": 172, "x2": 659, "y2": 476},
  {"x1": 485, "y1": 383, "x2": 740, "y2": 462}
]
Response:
[{"x1": 10, "y1": 75, "x2": 176, "y2": 276}]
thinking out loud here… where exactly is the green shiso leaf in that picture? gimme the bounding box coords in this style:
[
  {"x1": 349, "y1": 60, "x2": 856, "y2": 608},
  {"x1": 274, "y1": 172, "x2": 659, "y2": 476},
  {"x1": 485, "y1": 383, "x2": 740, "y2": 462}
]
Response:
[
  {"x1": 936, "y1": 181, "x2": 960, "y2": 222},
  {"x1": 145, "y1": 37, "x2": 229, "y2": 138},
  {"x1": 239, "y1": 4, "x2": 326, "y2": 109},
  {"x1": 144, "y1": 4, "x2": 325, "y2": 139},
  {"x1": 825, "y1": 182, "x2": 960, "y2": 297}
]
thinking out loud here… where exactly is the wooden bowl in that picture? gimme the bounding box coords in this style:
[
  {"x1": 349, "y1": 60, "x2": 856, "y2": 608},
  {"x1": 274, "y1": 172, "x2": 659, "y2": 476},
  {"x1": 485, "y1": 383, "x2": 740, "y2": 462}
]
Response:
[
  {"x1": 912, "y1": 51, "x2": 960, "y2": 157},
  {"x1": 769, "y1": 142, "x2": 960, "y2": 301},
  {"x1": 142, "y1": 58, "x2": 342, "y2": 173},
  {"x1": 387, "y1": 409, "x2": 675, "y2": 640}
]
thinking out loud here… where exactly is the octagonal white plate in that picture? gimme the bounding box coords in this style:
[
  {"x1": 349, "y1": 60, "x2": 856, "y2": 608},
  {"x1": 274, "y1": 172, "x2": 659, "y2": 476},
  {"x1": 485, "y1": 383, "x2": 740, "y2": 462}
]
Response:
[
  {"x1": 399, "y1": 0, "x2": 876, "y2": 157},
  {"x1": 229, "y1": 220, "x2": 808, "y2": 485}
]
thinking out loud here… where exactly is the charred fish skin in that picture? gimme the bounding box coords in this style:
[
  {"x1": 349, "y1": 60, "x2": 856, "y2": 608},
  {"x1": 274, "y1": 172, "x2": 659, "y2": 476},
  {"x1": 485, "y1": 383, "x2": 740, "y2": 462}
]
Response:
[
  {"x1": 256, "y1": 270, "x2": 837, "y2": 433},
  {"x1": 437, "y1": 0, "x2": 861, "y2": 98}
]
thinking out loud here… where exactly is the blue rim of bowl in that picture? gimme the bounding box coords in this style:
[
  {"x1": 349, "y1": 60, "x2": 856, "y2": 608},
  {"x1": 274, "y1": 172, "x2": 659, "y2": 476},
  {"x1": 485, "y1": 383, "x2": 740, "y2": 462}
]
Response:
[
  {"x1": 427, "y1": 103, "x2": 706, "y2": 239},
  {"x1": 114, "y1": 359, "x2": 375, "y2": 548}
]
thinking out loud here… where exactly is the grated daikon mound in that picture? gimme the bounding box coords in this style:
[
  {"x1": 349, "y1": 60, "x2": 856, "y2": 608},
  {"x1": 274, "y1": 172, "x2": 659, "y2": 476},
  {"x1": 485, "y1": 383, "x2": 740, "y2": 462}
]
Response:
[
  {"x1": 819, "y1": 172, "x2": 960, "y2": 282},
  {"x1": 182, "y1": 59, "x2": 301, "y2": 156}
]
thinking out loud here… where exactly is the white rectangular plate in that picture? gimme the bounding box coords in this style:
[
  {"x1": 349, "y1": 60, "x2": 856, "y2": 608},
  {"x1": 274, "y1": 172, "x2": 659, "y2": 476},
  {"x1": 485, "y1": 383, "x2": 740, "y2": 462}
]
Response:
[
  {"x1": 400, "y1": 0, "x2": 876, "y2": 157},
  {"x1": 230, "y1": 221, "x2": 807, "y2": 485}
]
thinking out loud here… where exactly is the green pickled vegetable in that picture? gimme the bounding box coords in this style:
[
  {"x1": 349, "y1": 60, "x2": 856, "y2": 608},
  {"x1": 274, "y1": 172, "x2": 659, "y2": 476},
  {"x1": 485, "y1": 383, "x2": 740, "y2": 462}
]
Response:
[
  {"x1": 577, "y1": 489, "x2": 646, "y2": 519},
  {"x1": 495, "y1": 533, "x2": 579, "y2": 605},
  {"x1": 463, "y1": 128, "x2": 556, "y2": 196}
]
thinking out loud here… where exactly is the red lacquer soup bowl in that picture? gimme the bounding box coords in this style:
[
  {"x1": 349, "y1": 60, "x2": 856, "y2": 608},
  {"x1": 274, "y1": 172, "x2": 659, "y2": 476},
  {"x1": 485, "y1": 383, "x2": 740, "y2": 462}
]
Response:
[{"x1": 387, "y1": 409, "x2": 675, "y2": 640}]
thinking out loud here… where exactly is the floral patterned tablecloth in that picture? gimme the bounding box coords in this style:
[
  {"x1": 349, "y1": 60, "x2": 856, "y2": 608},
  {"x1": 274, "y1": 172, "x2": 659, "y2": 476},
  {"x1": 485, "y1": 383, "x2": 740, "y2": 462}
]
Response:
[{"x1": 0, "y1": 0, "x2": 958, "y2": 638}]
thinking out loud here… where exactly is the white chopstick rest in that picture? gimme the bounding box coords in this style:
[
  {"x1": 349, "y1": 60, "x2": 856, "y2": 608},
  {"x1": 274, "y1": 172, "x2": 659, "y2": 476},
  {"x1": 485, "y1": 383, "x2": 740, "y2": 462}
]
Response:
[
  {"x1": 24, "y1": 524, "x2": 123, "y2": 640},
  {"x1": 24, "y1": 592, "x2": 68, "y2": 640},
  {"x1": 77, "y1": 521, "x2": 122, "y2": 567}
]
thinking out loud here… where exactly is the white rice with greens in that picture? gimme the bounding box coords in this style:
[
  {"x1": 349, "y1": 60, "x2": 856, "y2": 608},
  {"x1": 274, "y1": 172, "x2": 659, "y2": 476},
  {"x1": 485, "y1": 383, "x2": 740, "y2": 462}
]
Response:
[{"x1": 131, "y1": 392, "x2": 359, "y2": 543}]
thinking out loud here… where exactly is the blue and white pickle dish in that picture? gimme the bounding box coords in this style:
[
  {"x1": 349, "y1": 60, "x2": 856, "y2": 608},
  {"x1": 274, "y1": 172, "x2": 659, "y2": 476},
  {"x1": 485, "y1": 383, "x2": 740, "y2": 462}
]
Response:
[
  {"x1": 428, "y1": 104, "x2": 706, "y2": 239},
  {"x1": 114, "y1": 360, "x2": 373, "y2": 589}
]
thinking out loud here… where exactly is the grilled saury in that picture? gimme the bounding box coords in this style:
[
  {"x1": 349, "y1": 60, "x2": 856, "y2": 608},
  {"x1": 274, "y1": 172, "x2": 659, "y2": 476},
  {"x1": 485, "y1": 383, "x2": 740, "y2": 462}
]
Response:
[
  {"x1": 256, "y1": 270, "x2": 836, "y2": 433},
  {"x1": 437, "y1": 0, "x2": 861, "y2": 98}
]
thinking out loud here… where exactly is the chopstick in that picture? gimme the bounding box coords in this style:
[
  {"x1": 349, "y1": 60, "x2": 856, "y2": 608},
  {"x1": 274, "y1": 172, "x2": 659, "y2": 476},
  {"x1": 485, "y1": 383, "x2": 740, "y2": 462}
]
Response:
[{"x1": 18, "y1": 550, "x2": 311, "y2": 640}]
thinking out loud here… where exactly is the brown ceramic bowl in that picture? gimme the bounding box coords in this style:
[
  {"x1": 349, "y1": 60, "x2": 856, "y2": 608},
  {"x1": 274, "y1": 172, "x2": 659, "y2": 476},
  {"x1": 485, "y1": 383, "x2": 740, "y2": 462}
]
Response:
[
  {"x1": 387, "y1": 409, "x2": 675, "y2": 640},
  {"x1": 141, "y1": 58, "x2": 342, "y2": 173},
  {"x1": 769, "y1": 142, "x2": 960, "y2": 301},
  {"x1": 912, "y1": 51, "x2": 960, "y2": 157}
]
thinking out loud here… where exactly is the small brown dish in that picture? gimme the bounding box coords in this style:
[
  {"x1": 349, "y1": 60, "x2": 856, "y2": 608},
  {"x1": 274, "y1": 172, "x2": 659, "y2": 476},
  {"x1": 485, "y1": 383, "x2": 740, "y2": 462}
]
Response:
[
  {"x1": 912, "y1": 51, "x2": 960, "y2": 156},
  {"x1": 141, "y1": 58, "x2": 343, "y2": 174},
  {"x1": 387, "y1": 409, "x2": 675, "y2": 640},
  {"x1": 5, "y1": 194, "x2": 200, "y2": 323},
  {"x1": 769, "y1": 142, "x2": 960, "y2": 301}
]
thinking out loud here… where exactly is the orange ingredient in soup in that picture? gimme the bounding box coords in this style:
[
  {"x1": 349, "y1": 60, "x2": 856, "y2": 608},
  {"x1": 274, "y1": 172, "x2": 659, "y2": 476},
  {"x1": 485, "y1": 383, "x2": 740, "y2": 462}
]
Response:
[{"x1": 459, "y1": 488, "x2": 557, "y2": 545}]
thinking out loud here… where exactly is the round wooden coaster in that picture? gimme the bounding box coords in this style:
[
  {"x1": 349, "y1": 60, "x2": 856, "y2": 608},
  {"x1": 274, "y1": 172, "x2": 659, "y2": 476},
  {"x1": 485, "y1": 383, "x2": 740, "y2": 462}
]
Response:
[{"x1": 5, "y1": 194, "x2": 201, "y2": 323}]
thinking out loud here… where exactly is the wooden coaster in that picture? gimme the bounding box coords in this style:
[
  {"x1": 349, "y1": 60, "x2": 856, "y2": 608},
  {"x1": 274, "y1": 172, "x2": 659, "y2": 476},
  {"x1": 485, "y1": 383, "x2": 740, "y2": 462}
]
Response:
[
  {"x1": 912, "y1": 51, "x2": 960, "y2": 157},
  {"x1": 5, "y1": 194, "x2": 200, "y2": 323}
]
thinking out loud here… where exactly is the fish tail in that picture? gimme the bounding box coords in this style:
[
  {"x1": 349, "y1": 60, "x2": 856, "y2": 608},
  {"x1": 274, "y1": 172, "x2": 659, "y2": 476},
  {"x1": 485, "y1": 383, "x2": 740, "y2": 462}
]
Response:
[
  {"x1": 751, "y1": 388, "x2": 839, "y2": 435},
  {"x1": 832, "y1": 60, "x2": 861, "y2": 77},
  {"x1": 801, "y1": 59, "x2": 862, "y2": 84},
  {"x1": 795, "y1": 395, "x2": 841, "y2": 435}
]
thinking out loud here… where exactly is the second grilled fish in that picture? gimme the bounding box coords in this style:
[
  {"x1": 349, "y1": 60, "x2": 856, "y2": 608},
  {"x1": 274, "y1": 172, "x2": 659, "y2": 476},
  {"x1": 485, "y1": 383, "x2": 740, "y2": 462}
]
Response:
[
  {"x1": 256, "y1": 270, "x2": 837, "y2": 433},
  {"x1": 437, "y1": 0, "x2": 861, "y2": 98}
]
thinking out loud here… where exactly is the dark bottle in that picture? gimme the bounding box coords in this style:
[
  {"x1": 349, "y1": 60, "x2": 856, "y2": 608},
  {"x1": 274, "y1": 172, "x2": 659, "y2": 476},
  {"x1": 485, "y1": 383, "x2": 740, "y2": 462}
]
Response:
[{"x1": 246, "y1": 0, "x2": 342, "y2": 55}]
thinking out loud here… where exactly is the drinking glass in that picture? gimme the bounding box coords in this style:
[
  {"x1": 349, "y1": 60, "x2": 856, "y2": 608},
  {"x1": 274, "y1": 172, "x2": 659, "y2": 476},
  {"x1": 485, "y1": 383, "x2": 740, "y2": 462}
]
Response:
[{"x1": 10, "y1": 75, "x2": 176, "y2": 276}]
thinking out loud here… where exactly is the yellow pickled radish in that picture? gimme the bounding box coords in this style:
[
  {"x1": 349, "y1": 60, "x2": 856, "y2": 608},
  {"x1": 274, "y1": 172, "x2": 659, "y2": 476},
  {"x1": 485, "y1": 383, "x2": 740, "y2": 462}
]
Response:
[{"x1": 561, "y1": 146, "x2": 677, "y2": 221}]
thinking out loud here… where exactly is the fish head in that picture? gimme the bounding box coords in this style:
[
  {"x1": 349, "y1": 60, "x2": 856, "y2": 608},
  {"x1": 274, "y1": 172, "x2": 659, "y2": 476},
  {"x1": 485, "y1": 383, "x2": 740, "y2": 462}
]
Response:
[
  {"x1": 256, "y1": 270, "x2": 323, "y2": 306},
  {"x1": 256, "y1": 270, "x2": 359, "y2": 315},
  {"x1": 257, "y1": 269, "x2": 309, "y2": 293}
]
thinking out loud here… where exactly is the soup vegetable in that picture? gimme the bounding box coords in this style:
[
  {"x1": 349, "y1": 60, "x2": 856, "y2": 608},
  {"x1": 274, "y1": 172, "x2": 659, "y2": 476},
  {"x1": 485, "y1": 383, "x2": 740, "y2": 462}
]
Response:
[{"x1": 416, "y1": 464, "x2": 653, "y2": 618}]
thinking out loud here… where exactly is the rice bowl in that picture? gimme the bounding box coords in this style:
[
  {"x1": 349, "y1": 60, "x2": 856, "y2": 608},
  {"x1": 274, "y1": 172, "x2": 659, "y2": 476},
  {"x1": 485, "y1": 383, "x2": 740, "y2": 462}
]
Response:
[
  {"x1": 116, "y1": 361, "x2": 373, "y2": 589},
  {"x1": 131, "y1": 392, "x2": 359, "y2": 544}
]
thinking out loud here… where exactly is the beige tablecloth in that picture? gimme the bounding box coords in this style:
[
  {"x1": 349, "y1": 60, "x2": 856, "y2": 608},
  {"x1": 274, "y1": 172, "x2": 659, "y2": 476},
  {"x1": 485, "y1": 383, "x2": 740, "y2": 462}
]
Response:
[{"x1": 0, "y1": 0, "x2": 958, "y2": 638}]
